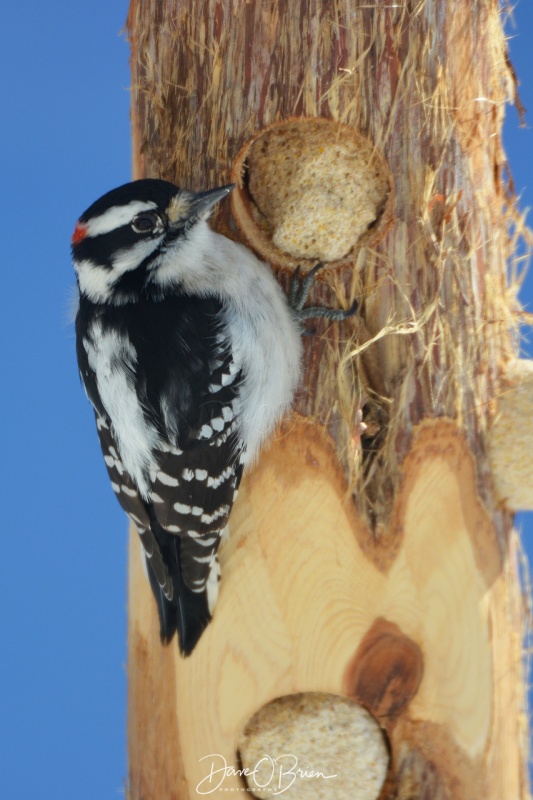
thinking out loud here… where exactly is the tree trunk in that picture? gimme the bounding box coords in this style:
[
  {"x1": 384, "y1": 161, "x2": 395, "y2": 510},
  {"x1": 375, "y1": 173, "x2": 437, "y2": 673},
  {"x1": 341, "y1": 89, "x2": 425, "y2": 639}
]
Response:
[{"x1": 126, "y1": 1, "x2": 529, "y2": 798}]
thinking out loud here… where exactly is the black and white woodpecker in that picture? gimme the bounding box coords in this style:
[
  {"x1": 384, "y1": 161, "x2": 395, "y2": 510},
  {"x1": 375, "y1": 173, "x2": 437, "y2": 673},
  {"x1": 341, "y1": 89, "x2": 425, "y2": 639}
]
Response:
[{"x1": 72, "y1": 178, "x2": 355, "y2": 656}]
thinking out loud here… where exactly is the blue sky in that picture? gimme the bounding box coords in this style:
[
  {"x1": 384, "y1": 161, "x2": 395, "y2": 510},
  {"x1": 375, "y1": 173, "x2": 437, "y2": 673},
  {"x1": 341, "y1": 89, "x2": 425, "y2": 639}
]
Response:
[{"x1": 1, "y1": 3, "x2": 532, "y2": 799}]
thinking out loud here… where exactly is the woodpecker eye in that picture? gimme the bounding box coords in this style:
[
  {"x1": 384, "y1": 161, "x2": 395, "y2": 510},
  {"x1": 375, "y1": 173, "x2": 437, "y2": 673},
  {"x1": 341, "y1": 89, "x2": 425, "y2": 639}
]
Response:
[{"x1": 132, "y1": 212, "x2": 161, "y2": 234}]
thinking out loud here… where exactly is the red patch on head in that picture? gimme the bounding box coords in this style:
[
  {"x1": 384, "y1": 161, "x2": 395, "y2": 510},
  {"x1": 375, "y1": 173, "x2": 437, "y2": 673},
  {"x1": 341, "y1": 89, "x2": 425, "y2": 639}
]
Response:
[{"x1": 71, "y1": 222, "x2": 88, "y2": 245}]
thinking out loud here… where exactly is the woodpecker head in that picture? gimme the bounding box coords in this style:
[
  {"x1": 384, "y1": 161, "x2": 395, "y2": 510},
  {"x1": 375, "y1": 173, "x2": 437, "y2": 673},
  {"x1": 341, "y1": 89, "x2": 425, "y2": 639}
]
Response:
[{"x1": 71, "y1": 179, "x2": 234, "y2": 304}]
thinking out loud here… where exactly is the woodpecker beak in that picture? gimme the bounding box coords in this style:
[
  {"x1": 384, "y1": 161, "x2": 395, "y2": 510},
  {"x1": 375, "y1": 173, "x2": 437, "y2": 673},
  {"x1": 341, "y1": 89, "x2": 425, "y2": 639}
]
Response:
[
  {"x1": 167, "y1": 184, "x2": 236, "y2": 225},
  {"x1": 189, "y1": 184, "x2": 236, "y2": 216}
]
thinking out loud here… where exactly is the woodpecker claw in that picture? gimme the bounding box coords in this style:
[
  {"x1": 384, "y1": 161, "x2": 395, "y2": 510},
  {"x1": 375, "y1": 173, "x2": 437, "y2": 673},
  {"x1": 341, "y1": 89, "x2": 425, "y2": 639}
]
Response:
[
  {"x1": 288, "y1": 266, "x2": 302, "y2": 308},
  {"x1": 289, "y1": 262, "x2": 358, "y2": 322}
]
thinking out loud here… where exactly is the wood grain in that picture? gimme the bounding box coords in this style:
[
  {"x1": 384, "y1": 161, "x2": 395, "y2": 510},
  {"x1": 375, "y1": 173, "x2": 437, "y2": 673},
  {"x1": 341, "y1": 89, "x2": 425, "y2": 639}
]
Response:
[{"x1": 128, "y1": 419, "x2": 521, "y2": 799}]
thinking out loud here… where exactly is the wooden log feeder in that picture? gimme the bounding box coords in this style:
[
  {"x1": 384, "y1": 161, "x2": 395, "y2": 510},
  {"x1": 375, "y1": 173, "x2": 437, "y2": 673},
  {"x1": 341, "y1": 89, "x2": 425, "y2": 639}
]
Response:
[{"x1": 126, "y1": 1, "x2": 530, "y2": 798}]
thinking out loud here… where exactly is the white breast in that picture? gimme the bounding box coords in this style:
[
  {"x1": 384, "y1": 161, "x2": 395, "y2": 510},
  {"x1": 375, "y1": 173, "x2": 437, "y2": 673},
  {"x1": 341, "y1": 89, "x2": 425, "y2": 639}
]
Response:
[{"x1": 220, "y1": 248, "x2": 302, "y2": 465}]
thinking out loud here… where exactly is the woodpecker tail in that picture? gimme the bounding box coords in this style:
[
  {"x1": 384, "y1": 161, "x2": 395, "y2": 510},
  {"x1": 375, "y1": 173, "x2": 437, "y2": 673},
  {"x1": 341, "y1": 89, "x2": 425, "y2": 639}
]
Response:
[
  {"x1": 146, "y1": 544, "x2": 212, "y2": 656},
  {"x1": 139, "y1": 521, "x2": 217, "y2": 656}
]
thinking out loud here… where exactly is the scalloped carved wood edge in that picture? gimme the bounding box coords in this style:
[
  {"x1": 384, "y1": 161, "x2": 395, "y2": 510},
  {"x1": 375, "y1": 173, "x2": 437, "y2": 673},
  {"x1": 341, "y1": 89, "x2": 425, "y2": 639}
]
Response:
[{"x1": 127, "y1": 417, "x2": 525, "y2": 799}]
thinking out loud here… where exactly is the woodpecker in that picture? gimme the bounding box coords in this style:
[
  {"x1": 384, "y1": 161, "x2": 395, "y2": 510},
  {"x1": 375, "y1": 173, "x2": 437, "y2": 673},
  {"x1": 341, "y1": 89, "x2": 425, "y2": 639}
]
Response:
[{"x1": 72, "y1": 178, "x2": 355, "y2": 655}]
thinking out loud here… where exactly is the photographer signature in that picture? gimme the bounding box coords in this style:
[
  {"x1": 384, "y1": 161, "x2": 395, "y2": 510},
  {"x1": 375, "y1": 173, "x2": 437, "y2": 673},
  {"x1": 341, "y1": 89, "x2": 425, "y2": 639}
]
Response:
[{"x1": 196, "y1": 752, "x2": 337, "y2": 795}]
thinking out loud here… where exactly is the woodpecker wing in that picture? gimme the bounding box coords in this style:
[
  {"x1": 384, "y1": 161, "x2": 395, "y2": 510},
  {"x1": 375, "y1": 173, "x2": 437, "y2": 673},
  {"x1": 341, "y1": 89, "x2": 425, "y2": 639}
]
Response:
[
  {"x1": 129, "y1": 294, "x2": 245, "y2": 585},
  {"x1": 147, "y1": 338, "x2": 244, "y2": 577},
  {"x1": 149, "y1": 346, "x2": 243, "y2": 546}
]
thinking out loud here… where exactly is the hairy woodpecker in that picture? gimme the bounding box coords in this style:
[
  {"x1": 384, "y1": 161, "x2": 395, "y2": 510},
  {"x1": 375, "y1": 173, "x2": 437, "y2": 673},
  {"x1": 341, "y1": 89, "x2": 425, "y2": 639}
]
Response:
[{"x1": 72, "y1": 178, "x2": 355, "y2": 655}]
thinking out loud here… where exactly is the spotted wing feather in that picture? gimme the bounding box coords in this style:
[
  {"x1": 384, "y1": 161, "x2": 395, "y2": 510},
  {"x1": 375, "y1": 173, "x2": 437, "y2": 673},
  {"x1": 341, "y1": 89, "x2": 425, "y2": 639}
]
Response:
[{"x1": 149, "y1": 349, "x2": 244, "y2": 593}]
